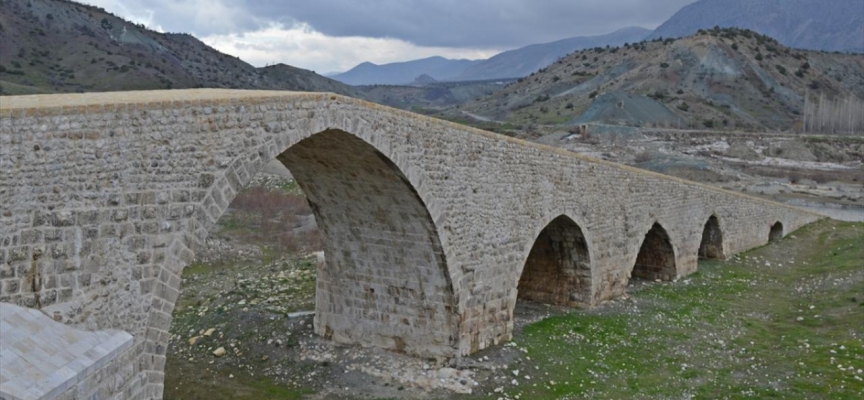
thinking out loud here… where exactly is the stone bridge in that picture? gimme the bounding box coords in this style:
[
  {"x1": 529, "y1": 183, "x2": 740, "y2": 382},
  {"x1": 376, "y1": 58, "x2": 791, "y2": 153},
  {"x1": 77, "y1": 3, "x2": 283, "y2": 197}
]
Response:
[{"x1": 0, "y1": 89, "x2": 820, "y2": 399}]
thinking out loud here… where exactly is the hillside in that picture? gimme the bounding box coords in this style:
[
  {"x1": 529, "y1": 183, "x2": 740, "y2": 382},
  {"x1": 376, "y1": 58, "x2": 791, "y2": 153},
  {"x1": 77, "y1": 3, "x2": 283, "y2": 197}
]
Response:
[
  {"x1": 649, "y1": 0, "x2": 864, "y2": 53},
  {"x1": 358, "y1": 79, "x2": 516, "y2": 111},
  {"x1": 331, "y1": 56, "x2": 480, "y2": 85},
  {"x1": 452, "y1": 28, "x2": 864, "y2": 131},
  {"x1": 0, "y1": 0, "x2": 359, "y2": 96},
  {"x1": 455, "y1": 27, "x2": 652, "y2": 81}
]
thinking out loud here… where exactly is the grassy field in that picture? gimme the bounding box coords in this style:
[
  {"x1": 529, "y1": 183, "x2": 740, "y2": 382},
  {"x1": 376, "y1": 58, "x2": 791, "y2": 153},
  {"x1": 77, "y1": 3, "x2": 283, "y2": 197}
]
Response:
[
  {"x1": 494, "y1": 219, "x2": 863, "y2": 400},
  {"x1": 165, "y1": 219, "x2": 863, "y2": 399}
]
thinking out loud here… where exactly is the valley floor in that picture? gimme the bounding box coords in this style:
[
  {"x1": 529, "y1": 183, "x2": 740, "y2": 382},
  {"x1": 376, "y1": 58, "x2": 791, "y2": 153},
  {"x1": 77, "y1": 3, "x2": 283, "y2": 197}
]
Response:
[{"x1": 164, "y1": 178, "x2": 864, "y2": 399}]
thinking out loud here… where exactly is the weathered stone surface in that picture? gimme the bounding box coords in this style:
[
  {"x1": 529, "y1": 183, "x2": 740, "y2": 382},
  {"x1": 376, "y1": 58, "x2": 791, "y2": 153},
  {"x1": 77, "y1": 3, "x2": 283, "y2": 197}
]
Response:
[{"x1": 0, "y1": 89, "x2": 821, "y2": 399}]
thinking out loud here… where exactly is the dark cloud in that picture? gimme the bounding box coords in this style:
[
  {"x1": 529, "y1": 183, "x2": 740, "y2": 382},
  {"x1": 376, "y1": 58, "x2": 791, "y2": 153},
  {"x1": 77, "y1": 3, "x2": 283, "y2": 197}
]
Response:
[
  {"x1": 239, "y1": 0, "x2": 697, "y2": 48},
  {"x1": 95, "y1": 0, "x2": 696, "y2": 48}
]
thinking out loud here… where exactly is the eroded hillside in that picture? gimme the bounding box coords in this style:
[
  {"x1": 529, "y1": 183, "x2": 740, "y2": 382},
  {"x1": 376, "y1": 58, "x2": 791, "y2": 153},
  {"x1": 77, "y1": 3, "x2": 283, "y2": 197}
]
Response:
[
  {"x1": 0, "y1": 0, "x2": 359, "y2": 96},
  {"x1": 453, "y1": 28, "x2": 864, "y2": 132}
]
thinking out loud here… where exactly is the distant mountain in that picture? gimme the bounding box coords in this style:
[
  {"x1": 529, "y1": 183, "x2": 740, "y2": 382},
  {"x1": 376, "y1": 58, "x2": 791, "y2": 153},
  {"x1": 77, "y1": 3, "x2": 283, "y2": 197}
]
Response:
[
  {"x1": 455, "y1": 27, "x2": 653, "y2": 81},
  {"x1": 0, "y1": 0, "x2": 360, "y2": 96},
  {"x1": 454, "y1": 29, "x2": 864, "y2": 131},
  {"x1": 649, "y1": 0, "x2": 864, "y2": 53},
  {"x1": 330, "y1": 56, "x2": 482, "y2": 86}
]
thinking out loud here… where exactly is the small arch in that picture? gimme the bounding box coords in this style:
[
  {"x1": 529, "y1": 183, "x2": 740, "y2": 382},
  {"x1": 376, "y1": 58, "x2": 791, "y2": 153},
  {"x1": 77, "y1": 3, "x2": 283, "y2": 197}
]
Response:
[
  {"x1": 698, "y1": 215, "x2": 725, "y2": 260},
  {"x1": 769, "y1": 222, "x2": 784, "y2": 242},
  {"x1": 631, "y1": 222, "x2": 677, "y2": 281},
  {"x1": 517, "y1": 215, "x2": 592, "y2": 306}
]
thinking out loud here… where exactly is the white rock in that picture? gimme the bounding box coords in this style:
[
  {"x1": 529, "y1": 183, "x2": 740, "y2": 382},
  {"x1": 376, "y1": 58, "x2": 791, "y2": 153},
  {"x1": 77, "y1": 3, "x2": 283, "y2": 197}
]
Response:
[{"x1": 437, "y1": 368, "x2": 458, "y2": 379}]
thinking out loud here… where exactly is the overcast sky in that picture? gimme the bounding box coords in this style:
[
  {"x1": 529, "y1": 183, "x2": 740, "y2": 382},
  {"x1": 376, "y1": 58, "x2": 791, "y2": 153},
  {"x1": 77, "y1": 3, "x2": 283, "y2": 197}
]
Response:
[{"x1": 82, "y1": 0, "x2": 696, "y2": 73}]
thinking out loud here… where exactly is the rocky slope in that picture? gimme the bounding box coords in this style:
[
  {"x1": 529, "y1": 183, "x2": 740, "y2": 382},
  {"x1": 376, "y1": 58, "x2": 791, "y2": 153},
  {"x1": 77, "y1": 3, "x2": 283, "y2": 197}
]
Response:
[
  {"x1": 649, "y1": 0, "x2": 864, "y2": 53},
  {"x1": 452, "y1": 28, "x2": 864, "y2": 131},
  {"x1": 0, "y1": 0, "x2": 359, "y2": 96}
]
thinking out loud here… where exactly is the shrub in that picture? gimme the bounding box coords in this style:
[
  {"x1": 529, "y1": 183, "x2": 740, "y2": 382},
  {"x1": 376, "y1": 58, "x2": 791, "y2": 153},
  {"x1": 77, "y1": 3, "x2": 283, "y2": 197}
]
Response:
[
  {"x1": 634, "y1": 151, "x2": 654, "y2": 163},
  {"x1": 589, "y1": 91, "x2": 598, "y2": 99},
  {"x1": 660, "y1": 62, "x2": 670, "y2": 68},
  {"x1": 703, "y1": 119, "x2": 715, "y2": 128},
  {"x1": 677, "y1": 102, "x2": 690, "y2": 112},
  {"x1": 755, "y1": 53, "x2": 764, "y2": 61},
  {"x1": 775, "y1": 65, "x2": 787, "y2": 75}
]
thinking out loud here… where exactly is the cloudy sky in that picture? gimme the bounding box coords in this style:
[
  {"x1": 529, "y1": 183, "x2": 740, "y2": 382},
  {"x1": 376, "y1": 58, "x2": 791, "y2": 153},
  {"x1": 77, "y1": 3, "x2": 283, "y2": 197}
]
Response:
[{"x1": 82, "y1": 0, "x2": 696, "y2": 73}]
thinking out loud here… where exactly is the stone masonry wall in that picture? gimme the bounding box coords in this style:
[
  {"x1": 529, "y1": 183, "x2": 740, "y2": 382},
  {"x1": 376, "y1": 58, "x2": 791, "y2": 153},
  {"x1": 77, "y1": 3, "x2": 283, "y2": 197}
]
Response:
[{"x1": 0, "y1": 89, "x2": 822, "y2": 398}]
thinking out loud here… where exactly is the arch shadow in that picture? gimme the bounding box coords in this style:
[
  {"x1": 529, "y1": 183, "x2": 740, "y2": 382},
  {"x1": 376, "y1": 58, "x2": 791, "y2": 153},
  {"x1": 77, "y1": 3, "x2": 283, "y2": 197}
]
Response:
[
  {"x1": 517, "y1": 215, "x2": 593, "y2": 307},
  {"x1": 630, "y1": 222, "x2": 677, "y2": 282},
  {"x1": 699, "y1": 215, "x2": 725, "y2": 260},
  {"x1": 769, "y1": 221, "x2": 784, "y2": 243}
]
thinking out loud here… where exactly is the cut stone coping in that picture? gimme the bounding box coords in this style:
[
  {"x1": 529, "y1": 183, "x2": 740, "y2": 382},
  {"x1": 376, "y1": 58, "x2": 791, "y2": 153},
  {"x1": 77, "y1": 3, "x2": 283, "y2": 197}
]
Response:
[{"x1": 0, "y1": 303, "x2": 133, "y2": 400}]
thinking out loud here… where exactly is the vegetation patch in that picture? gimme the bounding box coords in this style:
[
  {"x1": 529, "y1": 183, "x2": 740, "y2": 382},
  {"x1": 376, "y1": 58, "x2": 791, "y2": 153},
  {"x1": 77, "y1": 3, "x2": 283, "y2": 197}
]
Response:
[{"x1": 501, "y1": 220, "x2": 863, "y2": 399}]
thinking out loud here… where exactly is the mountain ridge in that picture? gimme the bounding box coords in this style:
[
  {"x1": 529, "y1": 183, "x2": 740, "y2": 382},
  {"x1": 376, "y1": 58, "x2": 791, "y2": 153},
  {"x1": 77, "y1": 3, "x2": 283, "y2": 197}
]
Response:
[
  {"x1": 649, "y1": 0, "x2": 864, "y2": 53},
  {"x1": 0, "y1": 0, "x2": 360, "y2": 97},
  {"x1": 453, "y1": 28, "x2": 864, "y2": 131},
  {"x1": 330, "y1": 56, "x2": 482, "y2": 86},
  {"x1": 331, "y1": 27, "x2": 652, "y2": 86},
  {"x1": 455, "y1": 27, "x2": 653, "y2": 81}
]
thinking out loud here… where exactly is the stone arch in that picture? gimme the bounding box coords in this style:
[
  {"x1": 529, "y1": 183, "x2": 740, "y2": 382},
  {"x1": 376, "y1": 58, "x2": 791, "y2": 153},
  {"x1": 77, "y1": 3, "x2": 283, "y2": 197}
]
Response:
[
  {"x1": 517, "y1": 215, "x2": 593, "y2": 307},
  {"x1": 630, "y1": 222, "x2": 677, "y2": 281},
  {"x1": 769, "y1": 221, "x2": 784, "y2": 242},
  {"x1": 698, "y1": 215, "x2": 725, "y2": 260},
  {"x1": 279, "y1": 129, "x2": 457, "y2": 357},
  {"x1": 188, "y1": 128, "x2": 458, "y2": 358}
]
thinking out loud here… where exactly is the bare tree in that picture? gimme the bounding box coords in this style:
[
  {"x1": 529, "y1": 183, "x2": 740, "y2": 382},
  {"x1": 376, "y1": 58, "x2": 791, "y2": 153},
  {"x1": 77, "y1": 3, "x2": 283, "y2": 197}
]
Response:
[{"x1": 802, "y1": 93, "x2": 863, "y2": 135}]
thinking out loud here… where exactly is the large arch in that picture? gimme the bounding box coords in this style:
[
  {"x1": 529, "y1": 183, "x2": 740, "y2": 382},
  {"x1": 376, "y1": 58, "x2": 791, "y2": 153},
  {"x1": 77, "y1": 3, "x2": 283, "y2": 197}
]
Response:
[
  {"x1": 769, "y1": 222, "x2": 784, "y2": 243},
  {"x1": 517, "y1": 215, "x2": 592, "y2": 307},
  {"x1": 698, "y1": 215, "x2": 725, "y2": 260},
  {"x1": 267, "y1": 129, "x2": 458, "y2": 357},
  {"x1": 630, "y1": 222, "x2": 677, "y2": 281}
]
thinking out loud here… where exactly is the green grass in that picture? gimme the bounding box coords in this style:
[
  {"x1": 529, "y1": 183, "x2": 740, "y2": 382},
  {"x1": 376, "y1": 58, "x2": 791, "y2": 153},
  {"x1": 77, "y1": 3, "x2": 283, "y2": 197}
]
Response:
[
  {"x1": 500, "y1": 220, "x2": 864, "y2": 399},
  {"x1": 166, "y1": 359, "x2": 309, "y2": 400},
  {"x1": 167, "y1": 220, "x2": 862, "y2": 399}
]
